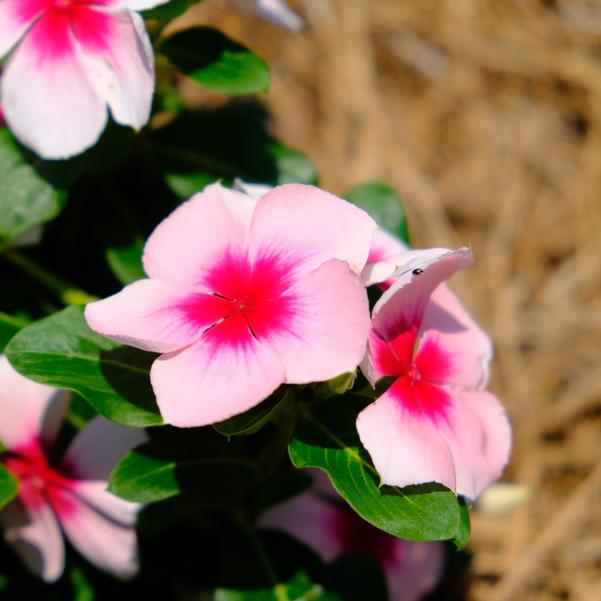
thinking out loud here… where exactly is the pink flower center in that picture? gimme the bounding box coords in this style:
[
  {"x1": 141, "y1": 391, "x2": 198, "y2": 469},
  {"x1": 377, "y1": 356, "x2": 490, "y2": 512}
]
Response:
[
  {"x1": 18, "y1": 0, "x2": 114, "y2": 62},
  {"x1": 181, "y1": 252, "x2": 298, "y2": 347},
  {"x1": 372, "y1": 327, "x2": 452, "y2": 421},
  {"x1": 2, "y1": 441, "x2": 76, "y2": 518},
  {"x1": 332, "y1": 504, "x2": 400, "y2": 568}
]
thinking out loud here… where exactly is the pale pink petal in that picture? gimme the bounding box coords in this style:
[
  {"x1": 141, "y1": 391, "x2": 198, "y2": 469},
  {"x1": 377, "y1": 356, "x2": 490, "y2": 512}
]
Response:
[
  {"x1": 256, "y1": 0, "x2": 304, "y2": 31},
  {"x1": 421, "y1": 283, "x2": 493, "y2": 389},
  {"x1": 265, "y1": 259, "x2": 370, "y2": 384},
  {"x1": 385, "y1": 541, "x2": 444, "y2": 601},
  {"x1": 52, "y1": 487, "x2": 138, "y2": 580},
  {"x1": 69, "y1": 481, "x2": 140, "y2": 527},
  {"x1": 77, "y1": 12, "x2": 153, "y2": 130},
  {"x1": 61, "y1": 416, "x2": 147, "y2": 482},
  {"x1": 0, "y1": 0, "x2": 45, "y2": 57},
  {"x1": 371, "y1": 248, "x2": 473, "y2": 341},
  {"x1": 151, "y1": 319, "x2": 285, "y2": 426},
  {"x1": 362, "y1": 229, "x2": 409, "y2": 287},
  {"x1": 143, "y1": 183, "x2": 257, "y2": 287},
  {"x1": 0, "y1": 356, "x2": 69, "y2": 452},
  {"x1": 85, "y1": 279, "x2": 228, "y2": 353},
  {"x1": 109, "y1": 0, "x2": 170, "y2": 10},
  {"x1": 356, "y1": 392, "x2": 456, "y2": 491},
  {"x1": 233, "y1": 179, "x2": 273, "y2": 198},
  {"x1": 438, "y1": 388, "x2": 512, "y2": 500},
  {"x1": 249, "y1": 184, "x2": 377, "y2": 276},
  {"x1": 1, "y1": 494, "x2": 65, "y2": 582},
  {"x1": 1, "y1": 12, "x2": 108, "y2": 159},
  {"x1": 367, "y1": 229, "x2": 408, "y2": 262},
  {"x1": 259, "y1": 490, "x2": 342, "y2": 562}
]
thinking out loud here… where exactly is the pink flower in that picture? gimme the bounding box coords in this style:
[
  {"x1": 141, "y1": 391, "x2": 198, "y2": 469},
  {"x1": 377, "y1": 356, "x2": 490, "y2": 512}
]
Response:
[
  {"x1": 85, "y1": 183, "x2": 376, "y2": 427},
  {"x1": 358, "y1": 247, "x2": 511, "y2": 499},
  {"x1": 0, "y1": 356, "x2": 145, "y2": 582},
  {"x1": 260, "y1": 471, "x2": 444, "y2": 601},
  {"x1": 225, "y1": 0, "x2": 303, "y2": 31},
  {"x1": 0, "y1": 0, "x2": 168, "y2": 159}
]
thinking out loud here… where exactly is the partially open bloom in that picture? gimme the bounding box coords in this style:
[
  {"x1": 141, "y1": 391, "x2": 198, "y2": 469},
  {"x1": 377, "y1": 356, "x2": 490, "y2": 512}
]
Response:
[
  {"x1": 260, "y1": 471, "x2": 443, "y2": 601},
  {"x1": 358, "y1": 247, "x2": 511, "y2": 499},
  {"x1": 225, "y1": 0, "x2": 303, "y2": 31},
  {"x1": 86, "y1": 183, "x2": 376, "y2": 427},
  {"x1": 0, "y1": 356, "x2": 145, "y2": 582},
  {"x1": 0, "y1": 0, "x2": 168, "y2": 159}
]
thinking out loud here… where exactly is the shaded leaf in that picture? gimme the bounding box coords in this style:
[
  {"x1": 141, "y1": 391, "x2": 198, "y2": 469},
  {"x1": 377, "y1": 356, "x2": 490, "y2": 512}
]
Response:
[
  {"x1": 106, "y1": 238, "x2": 145, "y2": 285},
  {"x1": 0, "y1": 464, "x2": 18, "y2": 510}
]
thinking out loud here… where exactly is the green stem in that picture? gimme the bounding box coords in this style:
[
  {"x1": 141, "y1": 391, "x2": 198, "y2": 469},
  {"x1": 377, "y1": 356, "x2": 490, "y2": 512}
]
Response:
[{"x1": 3, "y1": 250, "x2": 97, "y2": 306}]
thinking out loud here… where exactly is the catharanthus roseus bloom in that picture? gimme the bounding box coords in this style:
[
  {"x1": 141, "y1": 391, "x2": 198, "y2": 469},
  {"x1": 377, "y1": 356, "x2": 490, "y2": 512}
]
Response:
[
  {"x1": 225, "y1": 0, "x2": 303, "y2": 31},
  {"x1": 358, "y1": 247, "x2": 511, "y2": 499},
  {"x1": 0, "y1": 0, "x2": 169, "y2": 159},
  {"x1": 260, "y1": 471, "x2": 443, "y2": 601},
  {"x1": 0, "y1": 356, "x2": 145, "y2": 582},
  {"x1": 86, "y1": 183, "x2": 376, "y2": 427}
]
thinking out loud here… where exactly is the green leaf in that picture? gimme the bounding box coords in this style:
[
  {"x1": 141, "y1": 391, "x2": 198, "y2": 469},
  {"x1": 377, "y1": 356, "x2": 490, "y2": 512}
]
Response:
[
  {"x1": 164, "y1": 171, "x2": 221, "y2": 200},
  {"x1": 268, "y1": 145, "x2": 318, "y2": 185},
  {"x1": 345, "y1": 181, "x2": 410, "y2": 244},
  {"x1": 0, "y1": 464, "x2": 18, "y2": 510},
  {"x1": 105, "y1": 238, "x2": 145, "y2": 285},
  {"x1": 289, "y1": 395, "x2": 463, "y2": 542},
  {"x1": 5, "y1": 306, "x2": 162, "y2": 427},
  {"x1": 454, "y1": 499, "x2": 471, "y2": 550},
  {"x1": 109, "y1": 430, "x2": 256, "y2": 503},
  {"x1": 313, "y1": 372, "x2": 356, "y2": 399},
  {"x1": 0, "y1": 311, "x2": 28, "y2": 353},
  {"x1": 214, "y1": 388, "x2": 294, "y2": 438},
  {"x1": 161, "y1": 27, "x2": 270, "y2": 95},
  {"x1": 143, "y1": 0, "x2": 199, "y2": 20},
  {"x1": 215, "y1": 572, "x2": 341, "y2": 601},
  {"x1": 0, "y1": 130, "x2": 66, "y2": 245}
]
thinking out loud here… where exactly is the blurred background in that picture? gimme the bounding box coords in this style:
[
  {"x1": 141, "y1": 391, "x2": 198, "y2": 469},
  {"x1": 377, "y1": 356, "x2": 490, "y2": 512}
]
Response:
[{"x1": 171, "y1": 1, "x2": 601, "y2": 600}]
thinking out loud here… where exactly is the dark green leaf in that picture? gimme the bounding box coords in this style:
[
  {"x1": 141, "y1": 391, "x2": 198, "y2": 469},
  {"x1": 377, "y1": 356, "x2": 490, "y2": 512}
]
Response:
[
  {"x1": 268, "y1": 145, "x2": 318, "y2": 185},
  {"x1": 0, "y1": 130, "x2": 66, "y2": 245},
  {"x1": 214, "y1": 388, "x2": 294, "y2": 438},
  {"x1": 143, "y1": 0, "x2": 199, "y2": 20},
  {"x1": 161, "y1": 27, "x2": 270, "y2": 95},
  {"x1": 215, "y1": 572, "x2": 341, "y2": 601},
  {"x1": 289, "y1": 395, "x2": 463, "y2": 542},
  {"x1": 106, "y1": 238, "x2": 145, "y2": 285},
  {"x1": 454, "y1": 499, "x2": 471, "y2": 550},
  {"x1": 345, "y1": 181, "x2": 410, "y2": 244},
  {"x1": 0, "y1": 464, "x2": 18, "y2": 510},
  {"x1": 313, "y1": 372, "x2": 356, "y2": 399},
  {"x1": 5, "y1": 306, "x2": 162, "y2": 427},
  {"x1": 109, "y1": 429, "x2": 256, "y2": 503}
]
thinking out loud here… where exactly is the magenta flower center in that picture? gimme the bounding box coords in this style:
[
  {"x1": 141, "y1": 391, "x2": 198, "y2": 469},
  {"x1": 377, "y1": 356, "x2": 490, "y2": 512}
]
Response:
[
  {"x1": 373, "y1": 327, "x2": 453, "y2": 421},
  {"x1": 2, "y1": 441, "x2": 76, "y2": 518}
]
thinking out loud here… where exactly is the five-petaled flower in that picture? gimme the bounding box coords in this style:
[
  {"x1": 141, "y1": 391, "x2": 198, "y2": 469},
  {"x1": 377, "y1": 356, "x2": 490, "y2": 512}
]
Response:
[
  {"x1": 358, "y1": 246, "x2": 511, "y2": 499},
  {"x1": 0, "y1": 356, "x2": 145, "y2": 582},
  {"x1": 0, "y1": 0, "x2": 169, "y2": 159},
  {"x1": 260, "y1": 470, "x2": 444, "y2": 601},
  {"x1": 86, "y1": 183, "x2": 376, "y2": 427}
]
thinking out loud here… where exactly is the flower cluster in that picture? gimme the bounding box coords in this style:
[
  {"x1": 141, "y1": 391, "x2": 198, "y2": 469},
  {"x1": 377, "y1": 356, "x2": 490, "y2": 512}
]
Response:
[{"x1": 86, "y1": 182, "x2": 511, "y2": 499}]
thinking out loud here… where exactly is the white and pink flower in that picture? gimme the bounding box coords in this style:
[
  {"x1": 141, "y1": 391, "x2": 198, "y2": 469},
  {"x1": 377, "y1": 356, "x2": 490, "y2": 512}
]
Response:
[
  {"x1": 260, "y1": 471, "x2": 444, "y2": 601},
  {"x1": 0, "y1": 356, "x2": 145, "y2": 582},
  {"x1": 0, "y1": 0, "x2": 168, "y2": 159},
  {"x1": 358, "y1": 245, "x2": 512, "y2": 500},
  {"x1": 85, "y1": 182, "x2": 377, "y2": 427}
]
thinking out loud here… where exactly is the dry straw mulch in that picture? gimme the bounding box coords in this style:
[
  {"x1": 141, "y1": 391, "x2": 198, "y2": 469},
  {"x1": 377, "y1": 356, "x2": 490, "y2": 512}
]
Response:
[{"x1": 176, "y1": 1, "x2": 601, "y2": 599}]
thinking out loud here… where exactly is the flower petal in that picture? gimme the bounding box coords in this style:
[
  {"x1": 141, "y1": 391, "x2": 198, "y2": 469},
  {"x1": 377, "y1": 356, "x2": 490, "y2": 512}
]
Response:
[
  {"x1": 371, "y1": 248, "x2": 473, "y2": 341},
  {"x1": 259, "y1": 490, "x2": 342, "y2": 562},
  {"x1": 420, "y1": 283, "x2": 493, "y2": 389},
  {"x1": 356, "y1": 392, "x2": 457, "y2": 491},
  {"x1": 143, "y1": 183, "x2": 256, "y2": 287},
  {"x1": 265, "y1": 259, "x2": 370, "y2": 384},
  {"x1": 109, "y1": 0, "x2": 170, "y2": 10},
  {"x1": 256, "y1": 0, "x2": 304, "y2": 31},
  {"x1": 1, "y1": 493, "x2": 65, "y2": 582},
  {"x1": 1, "y1": 11, "x2": 108, "y2": 158},
  {"x1": 52, "y1": 487, "x2": 139, "y2": 579},
  {"x1": 0, "y1": 356, "x2": 69, "y2": 452},
  {"x1": 61, "y1": 416, "x2": 147, "y2": 482},
  {"x1": 249, "y1": 184, "x2": 377, "y2": 276},
  {"x1": 85, "y1": 279, "x2": 228, "y2": 353},
  {"x1": 0, "y1": 0, "x2": 45, "y2": 57},
  {"x1": 438, "y1": 387, "x2": 512, "y2": 500},
  {"x1": 76, "y1": 11, "x2": 153, "y2": 129},
  {"x1": 151, "y1": 317, "x2": 285, "y2": 427}
]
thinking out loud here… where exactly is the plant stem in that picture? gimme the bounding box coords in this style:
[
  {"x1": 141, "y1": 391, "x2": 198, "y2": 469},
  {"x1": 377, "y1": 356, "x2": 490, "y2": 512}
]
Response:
[{"x1": 3, "y1": 250, "x2": 97, "y2": 306}]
